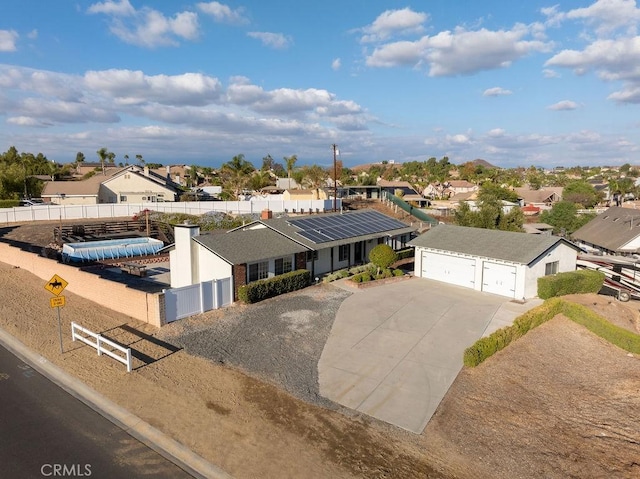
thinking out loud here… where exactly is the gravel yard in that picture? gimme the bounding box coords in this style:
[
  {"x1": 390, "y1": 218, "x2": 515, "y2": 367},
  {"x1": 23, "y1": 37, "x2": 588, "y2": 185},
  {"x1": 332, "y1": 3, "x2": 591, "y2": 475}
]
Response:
[{"x1": 157, "y1": 283, "x2": 353, "y2": 407}]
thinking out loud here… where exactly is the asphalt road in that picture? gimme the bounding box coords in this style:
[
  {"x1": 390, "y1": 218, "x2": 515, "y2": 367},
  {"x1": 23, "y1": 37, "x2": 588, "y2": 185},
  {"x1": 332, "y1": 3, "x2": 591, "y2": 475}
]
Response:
[{"x1": 0, "y1": 344, "x2": 193, "y2": 479}]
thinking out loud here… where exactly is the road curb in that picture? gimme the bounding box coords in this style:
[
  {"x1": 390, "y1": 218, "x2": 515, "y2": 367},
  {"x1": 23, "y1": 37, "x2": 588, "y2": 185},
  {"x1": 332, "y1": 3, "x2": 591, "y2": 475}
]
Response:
[{"x1": 0, "y1": 327, "x2": 233, "y2": 479}]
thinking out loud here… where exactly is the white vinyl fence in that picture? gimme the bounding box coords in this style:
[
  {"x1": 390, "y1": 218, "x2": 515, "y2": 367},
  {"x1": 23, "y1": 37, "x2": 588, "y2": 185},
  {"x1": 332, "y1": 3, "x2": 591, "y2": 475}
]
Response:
[
  {"x1": 71, "y1": 322, "x2": 132, "y2": 372},
  {"x1": 1, "y1": 199, "x2": 340, "y2": 224},
  {"x1": 163, "y1": 277, "x2": 233, "y2": 323}
]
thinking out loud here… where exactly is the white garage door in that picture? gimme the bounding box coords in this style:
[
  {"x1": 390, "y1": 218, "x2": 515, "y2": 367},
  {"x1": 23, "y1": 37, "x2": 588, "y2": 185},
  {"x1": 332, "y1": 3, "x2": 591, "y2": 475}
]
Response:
[
  {"x1": 482, "y1": 262, "x2": 517, "y2": 298},
  {"x1": 421, "y1": 252, "x2": 476, "y2": 288}
]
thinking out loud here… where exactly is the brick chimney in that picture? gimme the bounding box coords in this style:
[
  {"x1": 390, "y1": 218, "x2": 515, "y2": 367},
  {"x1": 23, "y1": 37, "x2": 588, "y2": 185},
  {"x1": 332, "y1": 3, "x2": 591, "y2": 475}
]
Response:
[{"x1": 261, "y1": 209, "x2": 273, "y2": 220}]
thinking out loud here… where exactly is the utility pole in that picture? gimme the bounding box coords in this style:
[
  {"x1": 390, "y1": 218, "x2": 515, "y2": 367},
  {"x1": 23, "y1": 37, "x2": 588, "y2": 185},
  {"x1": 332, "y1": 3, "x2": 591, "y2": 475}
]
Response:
[{"x1": 332, "y1": 144, "x2": 338, "y2": 212}]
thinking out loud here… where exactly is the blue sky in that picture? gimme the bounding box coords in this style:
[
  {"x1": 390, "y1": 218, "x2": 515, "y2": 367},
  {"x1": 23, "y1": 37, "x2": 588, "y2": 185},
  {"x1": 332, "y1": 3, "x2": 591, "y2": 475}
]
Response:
[{"x1": 1, "y1": 0, "x2": 640, "y2": 170}]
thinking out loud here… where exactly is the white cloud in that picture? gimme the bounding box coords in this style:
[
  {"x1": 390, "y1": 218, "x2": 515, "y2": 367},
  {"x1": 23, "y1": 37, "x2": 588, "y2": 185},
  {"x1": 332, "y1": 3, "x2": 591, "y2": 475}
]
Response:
[
  {"x1": 87, "y1": 0, "x2": 135, "y2": 16},
  {"x1": 543, "y1": 68, "x2": 560, "y2": 78},
  {"x1": 332, "y1": 58, "x2": 341, "y2": 71},
  {"x1": 27, "y1": 30, "x2": 38, "y2": 40},
  {"x1": 88, "y1": 3, "x2": 199, "y2": 47},
  {"x1": 543, "y1": 0, "x2": 640, "y2": 36},
  {"x1": 366, "y1": 24, "x2": 552, "y2": 76},
  {"x1": 547, "y1": 100, "x2": 580, "y2": 110},
  {"x1": 483, "y1": 87, "x2": 512, "y2": 97},
  {"x1": 360, "y1": 7, "x2": 428, "y2": 43},
  {"x1": 0, "y1": 30, "x2": 18, "y2": 52},
  {"x1": 196, "y1": 2, "x2": 249, "y2": 25},
  {"x1": 6, "y1": 116, "x2": 47, "y2": 127},
  {"x1": 84, "y1": 69, "x2": 222, "y2": 106},
  {"x1": 247, "y1": 32, "x2": 292, "y2": 49}
]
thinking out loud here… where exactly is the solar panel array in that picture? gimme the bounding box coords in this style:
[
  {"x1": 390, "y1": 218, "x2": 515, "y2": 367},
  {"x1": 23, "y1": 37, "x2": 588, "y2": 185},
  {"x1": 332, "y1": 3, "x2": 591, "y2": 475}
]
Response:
[{"x1": 289, "y1": 210, "x2": 408, "y2": 244}]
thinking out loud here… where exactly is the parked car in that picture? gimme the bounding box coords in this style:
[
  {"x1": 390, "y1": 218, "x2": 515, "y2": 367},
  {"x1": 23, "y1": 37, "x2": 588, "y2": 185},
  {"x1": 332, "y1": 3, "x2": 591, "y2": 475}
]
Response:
[{"x1": 19, "y1": 198, "x2": 45, "y2": 206}]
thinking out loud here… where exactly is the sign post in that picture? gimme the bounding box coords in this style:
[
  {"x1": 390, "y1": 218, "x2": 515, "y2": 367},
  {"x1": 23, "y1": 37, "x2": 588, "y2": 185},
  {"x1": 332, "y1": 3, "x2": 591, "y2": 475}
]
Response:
[{"x1": 44, "y1": 274, "x2": 68, "y2": 354}]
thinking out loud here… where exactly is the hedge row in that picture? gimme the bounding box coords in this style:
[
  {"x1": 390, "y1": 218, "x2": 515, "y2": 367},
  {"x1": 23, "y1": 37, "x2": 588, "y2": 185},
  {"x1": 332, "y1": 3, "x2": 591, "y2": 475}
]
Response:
[
  {"x1": 463, "y1": 297, "x2": 640, "y2": 367},
  {"x1": 0, "y1": 200, "x2": 20, "y2": 208},
  {"x1": 538, "y1": 269, "x2": 605, "y2": 299},
  {"x1": 238, "y1": 269, "x2": 311, "y2": 304},
  {"x1": 351, "y1": 268, "x2": 404, "y2": 283}
]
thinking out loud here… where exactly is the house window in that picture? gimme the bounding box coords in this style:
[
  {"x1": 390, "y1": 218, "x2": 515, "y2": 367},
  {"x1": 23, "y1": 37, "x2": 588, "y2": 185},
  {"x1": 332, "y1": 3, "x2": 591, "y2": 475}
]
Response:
[
  {"x1": 248, "y1": 261, "x2": 268, "y2": 282},
  {"x1": 306, "y1": 250, "x2": 318, "y2": 261},
  {"x1": 275, "y1": 256, "x2": 293, "y2": 276},
  {"x1": 120, "y1": 195, "x2": 127, "y2": 202},
  {"x1": 339, "y1": 244, "x2": 350, "y2": 262},
  {"x1": 545, "y1": 261, "x2": 559, "y2": 275}
]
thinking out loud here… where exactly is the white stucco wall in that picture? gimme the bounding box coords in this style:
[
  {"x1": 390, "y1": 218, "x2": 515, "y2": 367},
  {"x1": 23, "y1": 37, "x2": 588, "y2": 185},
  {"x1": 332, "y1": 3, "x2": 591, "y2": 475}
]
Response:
[
  {"x1": 524, "y1": 243, "x2": 578, "y2": 299},
  {"x1": 170, "y1": 224, "x2": 200, "y2": 288},
  {"x1": 196, "y1": 243, "x2": 232, "y2": 282}
]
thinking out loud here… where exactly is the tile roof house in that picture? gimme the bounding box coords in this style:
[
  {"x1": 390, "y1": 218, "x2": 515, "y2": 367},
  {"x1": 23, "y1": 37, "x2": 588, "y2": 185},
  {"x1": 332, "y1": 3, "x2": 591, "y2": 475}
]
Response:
[
  {"x1": 42, "y1": 165, "x2": 181, "y2": 205},
  {"x1": 571, "y1": 206, "x2": 640, "y2": 255},
  {"x1": 514, "y1": 187, "x2": 562, "y2": 208},
  {"x1": 409, "y1": 224, "x2": 580, "y2": 299},
  {"x1": 170, "y1": 209, "x2": 416, "y2": 299},
  {"x1": 442, "y1": 180, "x2": 478, "y2": 198}
]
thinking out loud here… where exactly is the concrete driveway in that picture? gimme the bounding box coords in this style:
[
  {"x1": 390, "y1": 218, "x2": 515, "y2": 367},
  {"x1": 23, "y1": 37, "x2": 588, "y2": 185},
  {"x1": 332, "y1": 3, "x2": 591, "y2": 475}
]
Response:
[{"x1": 318, "y1": 278, "x2": 542, "y2": 433}]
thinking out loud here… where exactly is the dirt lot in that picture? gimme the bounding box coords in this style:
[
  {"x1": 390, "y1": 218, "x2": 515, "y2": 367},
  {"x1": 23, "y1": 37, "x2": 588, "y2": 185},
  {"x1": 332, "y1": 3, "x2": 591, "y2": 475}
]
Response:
[{"x1": 1, "y1": 221, "x2": 639, "y2": 478}]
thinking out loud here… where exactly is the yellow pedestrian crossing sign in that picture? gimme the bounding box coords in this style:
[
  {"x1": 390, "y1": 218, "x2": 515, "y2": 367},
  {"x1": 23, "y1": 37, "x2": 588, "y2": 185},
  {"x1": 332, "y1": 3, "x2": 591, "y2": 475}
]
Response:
[{"x1": 44, "y1": 274, "x2": 68, "y2": 296}]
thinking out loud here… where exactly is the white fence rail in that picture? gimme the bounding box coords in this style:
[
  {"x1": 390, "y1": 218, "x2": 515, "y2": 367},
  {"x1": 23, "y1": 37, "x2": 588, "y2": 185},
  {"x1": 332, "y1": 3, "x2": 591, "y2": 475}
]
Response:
[
  {"x1": 71, "y1": 322, "x2": 132, "y2": 372},
  {"x1": 1, "y1": 199, "x2": 340, "y2": 224},
  {"x1": 164, "y1": 277, "x2": 233, "y2": 323}
]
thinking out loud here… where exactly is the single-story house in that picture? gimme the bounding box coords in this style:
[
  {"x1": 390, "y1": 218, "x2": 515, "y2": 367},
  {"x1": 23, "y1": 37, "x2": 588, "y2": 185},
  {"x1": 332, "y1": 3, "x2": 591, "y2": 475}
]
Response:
[
  {"x1": 409, "y1": 224, "x2": 580, "y2": 300},
  {"x1": 170, "y1": 209, "x2": 416, "y2": 299},
  {"x1": 571, "y1": 206, "x2": 640, "y2": 256},
  {"x1": 42, "y1": 165, "x2": 180, "y2": 205},
  {"x1": 378, "y1": 180, "x2": 419, "y2": 197},
  {"x1": 283, "y1": 188, "x2": 328, "y2": 201}
]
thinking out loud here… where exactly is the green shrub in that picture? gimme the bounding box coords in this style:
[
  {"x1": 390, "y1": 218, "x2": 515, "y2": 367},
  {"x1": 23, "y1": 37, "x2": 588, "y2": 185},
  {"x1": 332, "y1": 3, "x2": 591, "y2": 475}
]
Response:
[
  {"x1": 463, "y1": 297, "x2": 640, "y2": 367},
  {"x1": 0, "y1": 199, "x2": 20, "y2": 209},
  {"x1": 393, "y1": 269, "x2": 404, "y2": 277},
  {"x1": 395, "y1": 248, "x2": 415, "y2": 260},
  {"x1": 369, "y1": 244, "x2": 398, "y2": 272},
  {"x1": 538, "y1": 269, "x2": 605, "y2": 299},
  {"x1": 238, "y1": 269, "x2": 310, "y2": 304}
]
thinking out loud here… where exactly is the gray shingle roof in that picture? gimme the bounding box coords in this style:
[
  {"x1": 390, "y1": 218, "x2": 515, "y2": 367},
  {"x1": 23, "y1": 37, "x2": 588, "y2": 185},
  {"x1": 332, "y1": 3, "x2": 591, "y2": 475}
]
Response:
[
  {"x1": 194, "y1": 227, "x2": 308, "y2": 265},
  {"x1": 408, "y1": 224, "x2": 575, "y2": 265},
  {"x1": 571, "y1": 206, "x2": 640, "y2": 253}
]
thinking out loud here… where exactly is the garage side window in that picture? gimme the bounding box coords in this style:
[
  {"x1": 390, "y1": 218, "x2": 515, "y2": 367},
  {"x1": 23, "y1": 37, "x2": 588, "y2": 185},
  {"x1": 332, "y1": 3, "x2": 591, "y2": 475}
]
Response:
[
  {"x1": 248, "y1": 261, "x2": 268, "y2": 282},
  {"x1": 545, "y1": 261, "x2": 559, "y2": 275},
  {"x1": 274, "y1": 256, "x2": 292, "y2": 276}
]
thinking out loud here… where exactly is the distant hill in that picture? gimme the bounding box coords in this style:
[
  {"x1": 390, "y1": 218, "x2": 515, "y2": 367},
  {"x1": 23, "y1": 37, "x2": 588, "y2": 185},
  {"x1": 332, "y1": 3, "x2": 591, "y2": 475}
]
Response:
[{"x1": 468, "y1": 158, "x2": 497, "y2": 169}]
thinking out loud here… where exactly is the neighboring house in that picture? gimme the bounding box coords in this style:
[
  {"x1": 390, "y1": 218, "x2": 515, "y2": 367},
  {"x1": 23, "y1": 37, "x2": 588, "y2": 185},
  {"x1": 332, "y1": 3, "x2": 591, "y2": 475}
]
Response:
[
  {"x1": 170, "y1": 209, "x2": 416, "y2": 299},
  {"x1": 283, "y1": 189, "x2": 328, "y2": 201},
  {"x1": 378, "y1": 180, "x2": 419, "y2": 197},
  {"x1": 422, "y1": 183, "x2": 443, "y2": 199},
  {"x1": 571, "y1": 206, "x2": 640, "y2": 256},
  {"x1": 409, "y1": 224, "x2": 580, "y2": 300},
  {"x1": 521, "y1": 204, "x2": 541, "y2": 216},
  {"x1": 514, "y1": 187, "x2": 562, "y2": 208},
  {"x1": 523, "y1": 223, "x2": 555, "y2": 235},
  {"x1": 42, "y1": 165, "x2": 180, "y2": 205},
  {"x1": 443, "y1": 180, "x2": 478, "y2": 198},
  {"x1": 276, "y1": 178, "x2": 299, "y2": 190},
  {"x1": 464, "y1": 199, "x2": 518, "y2": 213}
]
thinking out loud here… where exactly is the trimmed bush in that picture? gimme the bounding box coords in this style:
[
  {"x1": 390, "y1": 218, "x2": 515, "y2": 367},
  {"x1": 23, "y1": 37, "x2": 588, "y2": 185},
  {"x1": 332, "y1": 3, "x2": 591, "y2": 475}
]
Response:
[
  {"x1": 238, "y1": 269, "x2": 311, "y2": 304},
  {"x1": 0, "y1": 199, "x2": 20, "y2": 208},
  {"x1": 393, "y1": 269, "x2": 404, "y2": 277},
  {"x1": 395, "y1": 248, "x2": 415, "y2": 260},
  {"x1": 538, "y1": 269, "x2": 605, "y2": 299},
  {"x1": 369, "y1": 244, "x2": 398, "y2": 272},
  {"x1": 463, "y1": 297, "x2": 640, "y2": 367}
]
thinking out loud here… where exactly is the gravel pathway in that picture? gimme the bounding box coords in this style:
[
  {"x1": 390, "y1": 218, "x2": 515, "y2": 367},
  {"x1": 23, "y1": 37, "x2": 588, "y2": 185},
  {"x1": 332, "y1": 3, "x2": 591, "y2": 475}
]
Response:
[{"x1": 157, "y1": 283, "x2": 352, "y2": 407}]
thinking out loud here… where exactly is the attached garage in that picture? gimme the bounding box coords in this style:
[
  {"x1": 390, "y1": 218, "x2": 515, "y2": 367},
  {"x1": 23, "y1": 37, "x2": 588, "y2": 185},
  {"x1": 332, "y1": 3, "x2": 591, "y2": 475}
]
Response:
[
  {"x1": 409, "y1": 225, "x2": 581, "y2": 300},
  {"x1": 482, "y1": 262, "x2": 516, "y2": 298},
  {"x1": 422, "y1": 252, "x2": 475, "y2": 288}
]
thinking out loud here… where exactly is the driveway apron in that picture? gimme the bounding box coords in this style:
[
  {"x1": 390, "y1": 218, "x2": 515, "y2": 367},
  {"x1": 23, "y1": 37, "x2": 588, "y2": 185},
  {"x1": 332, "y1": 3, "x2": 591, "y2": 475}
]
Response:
[{"x1": 319, "y1": 278, "x2": 542, "y2": 433}]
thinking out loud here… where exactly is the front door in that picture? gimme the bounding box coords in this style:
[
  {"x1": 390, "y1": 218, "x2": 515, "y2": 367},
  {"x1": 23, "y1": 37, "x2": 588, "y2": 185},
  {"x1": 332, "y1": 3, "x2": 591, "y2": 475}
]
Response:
[{"x1": 354, "y1": 241, "x2": 363, "y2": 263}]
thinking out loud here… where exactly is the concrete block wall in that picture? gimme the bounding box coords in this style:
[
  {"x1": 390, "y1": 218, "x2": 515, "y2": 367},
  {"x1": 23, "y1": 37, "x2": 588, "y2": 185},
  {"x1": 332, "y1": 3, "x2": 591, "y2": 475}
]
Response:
[{"x1": 0, "y1": 243, "x2": 165, "y2": 327}]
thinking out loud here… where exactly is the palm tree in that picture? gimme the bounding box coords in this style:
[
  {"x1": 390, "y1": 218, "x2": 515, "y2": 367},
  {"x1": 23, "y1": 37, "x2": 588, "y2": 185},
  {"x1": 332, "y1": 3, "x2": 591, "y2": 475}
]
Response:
[
  {"x1": 123, "y1": 154, "x2": 129, "y2": 165},
  {"x1": 96, "y1": 147, "x2": 109, "y2": 175},
  {"x1": 75, "y1": 152, "x2": 85, "y2": 174},
  {"x1": 136, "y1": 154, "x2": 144, "y2": 166},
  {"x1": 301, "y1": 164, "x2": 328, "y2": 199},
  {"x1": 284, "y1": 155, "x2": 297, "y2": 179},
  {"x1": 221, "y1": 154, "x2": 255, "y2": 198}
]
